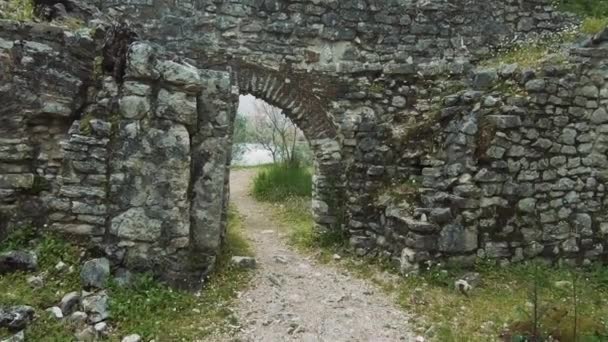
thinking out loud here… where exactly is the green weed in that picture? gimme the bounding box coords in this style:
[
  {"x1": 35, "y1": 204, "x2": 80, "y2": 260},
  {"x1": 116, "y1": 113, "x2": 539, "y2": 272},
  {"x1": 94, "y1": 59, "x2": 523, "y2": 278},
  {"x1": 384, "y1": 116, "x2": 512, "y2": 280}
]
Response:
[{"x1": 252, "y1": 163, "x2": 312, "y2": 202}]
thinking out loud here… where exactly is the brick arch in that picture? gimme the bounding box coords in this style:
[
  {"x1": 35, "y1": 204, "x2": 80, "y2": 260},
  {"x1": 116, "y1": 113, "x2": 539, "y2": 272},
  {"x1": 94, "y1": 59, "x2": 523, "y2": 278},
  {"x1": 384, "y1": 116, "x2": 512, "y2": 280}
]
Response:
[
  {"x1": 234, "y1": 65, "x2": 338, "y2": 141},
  {"x1": 233, "y1": 65, "x2": 344, "y2": 232}
]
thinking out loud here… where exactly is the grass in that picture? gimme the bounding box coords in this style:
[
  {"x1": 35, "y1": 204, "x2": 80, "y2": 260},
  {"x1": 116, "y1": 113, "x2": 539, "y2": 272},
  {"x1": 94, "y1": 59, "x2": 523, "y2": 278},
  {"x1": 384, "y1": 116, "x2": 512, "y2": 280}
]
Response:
[
  {"x1": 266, "y1": 197, "x2": 608, "y2": 341},
  {"x1": 230, "y1": 163, "x2": 274, "y2": 171},
  {"x1": 252, "y1": 163, "x2": 312, "y2": 202},
  {"x1": 481, "y1": 31, "x2": 575, "y2": 68},
  {"x1": 0, "y1": 206, "x2": 253, "y2": 341},
  {"x1": 0, "y1": 230, "x2": 84, "y2": 340}
]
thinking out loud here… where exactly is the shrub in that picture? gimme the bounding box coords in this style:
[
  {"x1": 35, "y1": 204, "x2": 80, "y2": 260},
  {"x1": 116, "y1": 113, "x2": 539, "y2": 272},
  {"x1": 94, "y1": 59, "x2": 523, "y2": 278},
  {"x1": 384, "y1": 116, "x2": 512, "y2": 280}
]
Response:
[{"x1": 252, "y1": 163, "x2": 312, "y2": 202}]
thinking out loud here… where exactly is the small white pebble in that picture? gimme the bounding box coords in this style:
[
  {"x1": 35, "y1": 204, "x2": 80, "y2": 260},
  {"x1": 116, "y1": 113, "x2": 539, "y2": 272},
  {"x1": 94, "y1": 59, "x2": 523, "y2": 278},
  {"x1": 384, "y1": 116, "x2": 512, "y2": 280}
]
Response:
[
  {"x1": 46, "y1": 306, "x2": 63, "y2": 319},
  {"x1": 55, "y1": 261, "x2": 67, "y2": 271},
  {"x1": 121, "y1": 334, "x2": 142, "y2": 342}
]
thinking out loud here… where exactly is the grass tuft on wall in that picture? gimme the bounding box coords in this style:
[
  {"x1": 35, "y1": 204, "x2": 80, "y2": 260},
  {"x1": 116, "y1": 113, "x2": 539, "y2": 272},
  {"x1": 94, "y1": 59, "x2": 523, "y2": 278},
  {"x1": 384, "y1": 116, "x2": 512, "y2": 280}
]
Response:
[{"x1": 0, "y1": 0, "x2": 34, "y2": 21}]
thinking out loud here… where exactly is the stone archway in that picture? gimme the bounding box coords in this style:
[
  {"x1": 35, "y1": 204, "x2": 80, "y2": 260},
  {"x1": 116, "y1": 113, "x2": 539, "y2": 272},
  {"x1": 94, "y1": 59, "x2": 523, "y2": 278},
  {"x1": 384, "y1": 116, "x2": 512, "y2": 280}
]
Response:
[{"x1": 234, "y1": 65, "x2": 344, "y2": 232}]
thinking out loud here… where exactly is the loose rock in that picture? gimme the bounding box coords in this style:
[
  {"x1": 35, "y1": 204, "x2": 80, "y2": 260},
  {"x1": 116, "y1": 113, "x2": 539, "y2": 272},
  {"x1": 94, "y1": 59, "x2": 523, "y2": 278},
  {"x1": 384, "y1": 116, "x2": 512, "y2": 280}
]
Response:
[
  {"x1": 82, "y1": 291, "x2": 109, "y2": 323},
  {"x1": 231, "y1": 256, "x2": 256, "y2": 269},
  {"x1": 66, "y1": 311, "x2": 88, "y2": 328},
  {"x1": 0, "y1": 251, "x2": 37, "y2": 274},
  {"x1": 26, "y1": 275, "x2": 44, "y2": 288},
  {"x1": 121, "y1": 334, "x2": 142, "y2": 342},
  {"x1": 59, "y1": 291, "x2": 81, "y2": 316},
  {"x1": 1, "y1": 330, "x2": 24, "y2": 342},
  {"x1": 47, "y1": 306, "x2": 64, "y2": 319},
  {"x1": 0, "y1": 306, "x2": 35, "y2": 331},
  {"x1": 114, "y1": 268, "x2": 134, "y2": 288},
  {"x1": 74, "y1": 326, "x2": 97, "y2": 342},
  {"x1": 94, "y1": 321, "x2": 108, "y2": 336},
  {"x1": 81, "y1": 258, "x2": 110, "y2": 289}
]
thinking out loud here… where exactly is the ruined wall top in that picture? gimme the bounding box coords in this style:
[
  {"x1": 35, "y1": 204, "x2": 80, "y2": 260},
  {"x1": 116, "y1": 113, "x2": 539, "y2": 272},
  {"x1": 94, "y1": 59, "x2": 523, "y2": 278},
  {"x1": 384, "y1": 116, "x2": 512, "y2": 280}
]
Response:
[{"x1": 83, "y1": 0, "x2": 573, "y2": 74}]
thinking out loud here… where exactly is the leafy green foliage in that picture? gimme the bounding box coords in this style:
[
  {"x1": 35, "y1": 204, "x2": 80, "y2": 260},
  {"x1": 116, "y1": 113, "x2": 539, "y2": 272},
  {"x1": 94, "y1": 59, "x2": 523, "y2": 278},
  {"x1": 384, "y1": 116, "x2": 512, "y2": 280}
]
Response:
[
  {"x1": 252, "y1": 164, "x2": 312, "y2": 202},
  {"x1": 232, "y1": 112, "x2": 254, "y2": 161},
  {"x1": 0, "y1": 0, "x2": 34, "y2": 21},
  {"x1": 79, "y1": 113, "x2": 95, "y2": 136},
  {"x1": 0, "y1": 226, "x2": 38, "y2": 253},
  {"x1": 233, "y1": 112, "x2": 253, "y2": 144}
]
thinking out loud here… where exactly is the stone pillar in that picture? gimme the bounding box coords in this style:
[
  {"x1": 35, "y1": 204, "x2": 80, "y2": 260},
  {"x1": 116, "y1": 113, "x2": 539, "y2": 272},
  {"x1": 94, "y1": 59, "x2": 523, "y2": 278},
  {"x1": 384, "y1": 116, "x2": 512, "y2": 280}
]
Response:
[
  {"x1": 190, "y1": 70, "x2": 237, "y2": 260},
  {"x1": 107, "y1": 43, "x2": 201, "y2": 286},
  {"x1": 310, "y1": 138, "x2": 345, "y2": 233}
]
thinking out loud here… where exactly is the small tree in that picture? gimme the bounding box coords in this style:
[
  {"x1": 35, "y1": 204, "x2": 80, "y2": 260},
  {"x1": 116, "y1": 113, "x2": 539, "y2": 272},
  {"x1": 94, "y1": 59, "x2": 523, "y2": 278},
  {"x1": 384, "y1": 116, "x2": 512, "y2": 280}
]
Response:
[
  {"x1": 232, "y1": 112, "x2": 252, "y2": 161},
  {"x1": 251, "y1": 100, "x2": 301, "y2": 166}
]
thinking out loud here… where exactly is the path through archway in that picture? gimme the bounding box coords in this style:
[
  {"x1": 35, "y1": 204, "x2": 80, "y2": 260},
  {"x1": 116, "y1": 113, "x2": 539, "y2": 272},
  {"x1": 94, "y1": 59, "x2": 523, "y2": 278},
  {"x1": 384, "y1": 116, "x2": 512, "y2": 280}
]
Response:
[{"x1": 232, "y1": 66, "x2": 345, "y2": 233}]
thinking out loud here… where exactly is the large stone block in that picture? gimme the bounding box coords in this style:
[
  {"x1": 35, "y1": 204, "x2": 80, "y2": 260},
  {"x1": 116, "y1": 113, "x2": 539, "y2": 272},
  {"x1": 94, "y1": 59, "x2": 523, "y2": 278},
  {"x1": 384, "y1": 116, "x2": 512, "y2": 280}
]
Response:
[
  {"x1": 0, "y1": 174, "x2": 34, "y2": 189},
  {"x1": 438, "y1": 224, "x2": 478, "y2": 253},
  {"x1": 125, "y1": 42, "x2": 159, "y2": 79},
  {"x1": 156, "y1": 89, "x2": 197, "y2": 126},
  {"x1": 110, "y1": 208, "x2": 162, "y2": 242},
  {"x1": 157, "y1": 60, "x2": 202, "y2": 93},
  {"x1": 119, "y1": 96, "x2": 151, "y2": 120}
]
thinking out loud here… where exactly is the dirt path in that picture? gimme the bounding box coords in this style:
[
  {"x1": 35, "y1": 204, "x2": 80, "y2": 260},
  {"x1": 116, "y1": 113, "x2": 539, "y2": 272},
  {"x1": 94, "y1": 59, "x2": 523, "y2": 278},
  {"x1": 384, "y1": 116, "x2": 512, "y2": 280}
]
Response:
[{"x1": 228, "y1": 169, "x2": 416, "y2": 342}]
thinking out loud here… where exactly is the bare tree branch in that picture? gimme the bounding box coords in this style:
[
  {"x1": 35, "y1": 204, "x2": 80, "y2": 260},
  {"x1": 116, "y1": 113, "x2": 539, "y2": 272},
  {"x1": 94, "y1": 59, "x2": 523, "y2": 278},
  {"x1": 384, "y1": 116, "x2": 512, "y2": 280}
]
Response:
[{"x1": 251, "y1": 99, "x2": 302, "y2": 165}]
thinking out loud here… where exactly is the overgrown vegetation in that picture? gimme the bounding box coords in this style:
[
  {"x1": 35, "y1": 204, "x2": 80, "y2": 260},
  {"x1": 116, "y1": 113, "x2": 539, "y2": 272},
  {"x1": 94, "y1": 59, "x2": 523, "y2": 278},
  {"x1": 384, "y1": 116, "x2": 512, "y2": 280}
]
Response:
[
  {"x1": 581, "y1": 17, "x2": 608, "y2": 34},
  {"x1": 0, "y1": 206, "x2": 253, "y2": 340},
  {"x1": 79, "y1": 113, "x2": 95, "y2": 136},
  {"x1": 481, "y1": 32, "x2": 576, "y2": 68},
  {"x1": 252, "y1": 163, "x2": 312, "y2": 202},
  {"x1": 0, "y1": 0, "x2": 34, "y2": 21},
  {"x1": 557, "y1": 0, "x2": 608, "y2": 19},
  {"x1": 482, "y1": 0, "x2": 608, "y2": 69},
  {"x1": 266, "y1": 199, "x2": 608, "y2": 341}
]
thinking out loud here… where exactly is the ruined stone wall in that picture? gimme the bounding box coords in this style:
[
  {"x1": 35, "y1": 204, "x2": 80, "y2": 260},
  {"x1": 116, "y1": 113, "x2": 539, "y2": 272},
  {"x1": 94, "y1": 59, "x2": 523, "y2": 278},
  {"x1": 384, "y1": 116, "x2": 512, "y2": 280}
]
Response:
[
  {"x1": 79, "y1": 0, "x2": 575, "y2": 238},
  {"x1": 89, "y1": 0, "x2": 570, "y2": 73},
  {"x1": 367, "y1": 42, "x2": 608, "y2": 271},
  {"x1": 0, "y1": 21, "x2": 96, "y2": 238},
  {"x1": 0, "y1": 20, "x2": 237, "y2": 288},
  {"x1": 2, "y1": 0, "x2": 605, "y2": 288}
]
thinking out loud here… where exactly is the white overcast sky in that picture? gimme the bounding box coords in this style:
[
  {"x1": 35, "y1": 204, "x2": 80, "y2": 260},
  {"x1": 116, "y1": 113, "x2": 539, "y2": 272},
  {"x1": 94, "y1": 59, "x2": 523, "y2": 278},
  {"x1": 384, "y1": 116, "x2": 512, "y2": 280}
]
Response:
[{"x1": 237, "y1": 95, "x2": 259, "y2": 117}]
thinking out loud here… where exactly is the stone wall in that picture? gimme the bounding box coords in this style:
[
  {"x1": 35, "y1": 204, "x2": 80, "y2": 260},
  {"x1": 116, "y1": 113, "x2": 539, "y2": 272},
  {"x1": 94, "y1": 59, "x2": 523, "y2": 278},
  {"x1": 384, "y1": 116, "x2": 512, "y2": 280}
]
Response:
[
  {"x1": 0, "y1": 19, "x2": 237, "y2": 288},
  {"x1": 87, "y1": 0, "x2": 571, "y2": 73},
  {"x1": 81, "y1": 0, "x2": 575, "y2": 238},
  {"x1": 0, "y1": 21, "x2": 96, "y2": 238},
  {"x1": 1, "y1": 0, "x2": 606, "y2": 288},
  {"x1": 370, "y1": 39, "x2": 608, "y2": 271}
]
